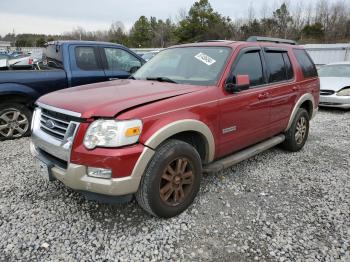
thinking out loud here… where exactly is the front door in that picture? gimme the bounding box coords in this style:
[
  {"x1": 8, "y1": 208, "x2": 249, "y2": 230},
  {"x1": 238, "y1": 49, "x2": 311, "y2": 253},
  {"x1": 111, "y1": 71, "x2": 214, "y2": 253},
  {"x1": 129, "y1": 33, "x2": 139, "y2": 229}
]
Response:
[
  {"x1": 69, "y1": 45, "x2": 107, "y2": 86},
  {"x1": 218, "y1": 48, "x2": 271, "y2": 158}
]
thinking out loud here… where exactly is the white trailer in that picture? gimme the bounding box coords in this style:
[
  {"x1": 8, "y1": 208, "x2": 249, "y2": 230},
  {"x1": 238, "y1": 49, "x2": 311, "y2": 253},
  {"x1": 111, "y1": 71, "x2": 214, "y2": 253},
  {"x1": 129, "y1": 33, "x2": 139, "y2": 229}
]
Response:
[{"x1": 303, "y1": 44, "x2": 350, "y2": 67}]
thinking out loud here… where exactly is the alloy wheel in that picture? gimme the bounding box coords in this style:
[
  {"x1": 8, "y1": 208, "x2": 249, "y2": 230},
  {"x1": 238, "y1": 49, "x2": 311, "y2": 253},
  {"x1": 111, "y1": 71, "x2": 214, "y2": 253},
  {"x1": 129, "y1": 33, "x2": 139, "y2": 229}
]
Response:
[
  {"x1": 295, "y1": 116, "x2": 307, "y2": 144},
  {"x1": 159, "y1": 158, "x2": 194, "y2": 206},
  {"x1": 0, "y1": 109, "x2": 29, "y2": 138}
]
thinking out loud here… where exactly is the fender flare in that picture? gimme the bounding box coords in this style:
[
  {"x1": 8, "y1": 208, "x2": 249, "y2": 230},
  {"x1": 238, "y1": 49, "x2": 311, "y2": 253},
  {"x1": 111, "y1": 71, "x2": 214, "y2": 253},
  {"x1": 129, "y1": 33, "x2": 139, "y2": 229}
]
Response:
[
  {"x1": 130, "y1": 119, "x2": 215, "y2": 180},
  {"x1": 0, "y1": 83, "x2": 39, "y2": 104},
  {"x1": 144, "y1": 119, "x2": 215, "y2": 163},
  {"x1": 285, "y1": 93, "x2": 315, "y2": 131}
]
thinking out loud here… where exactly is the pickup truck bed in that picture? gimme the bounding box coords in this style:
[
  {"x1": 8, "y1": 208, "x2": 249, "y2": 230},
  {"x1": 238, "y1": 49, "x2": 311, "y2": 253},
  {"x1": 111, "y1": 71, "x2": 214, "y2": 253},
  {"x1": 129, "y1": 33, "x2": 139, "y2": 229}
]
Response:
[{"x1": 0, "y1": 70, "x2": 68, "y2": 99}]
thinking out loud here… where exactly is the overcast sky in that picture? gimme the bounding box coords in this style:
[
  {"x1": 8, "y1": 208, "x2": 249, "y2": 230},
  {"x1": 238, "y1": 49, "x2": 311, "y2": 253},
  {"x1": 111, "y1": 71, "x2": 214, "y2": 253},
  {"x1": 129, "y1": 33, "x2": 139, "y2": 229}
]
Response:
[{"x1": 0, "y1": 0, "x2": 333, "y2": 36}]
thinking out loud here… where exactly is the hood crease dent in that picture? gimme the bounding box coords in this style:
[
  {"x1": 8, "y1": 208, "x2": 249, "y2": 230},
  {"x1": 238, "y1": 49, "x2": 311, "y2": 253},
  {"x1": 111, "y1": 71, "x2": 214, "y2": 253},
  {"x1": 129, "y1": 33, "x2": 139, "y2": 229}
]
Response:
[{"x1": 38, "y1": 79, "x2": 203, "y2": 118}]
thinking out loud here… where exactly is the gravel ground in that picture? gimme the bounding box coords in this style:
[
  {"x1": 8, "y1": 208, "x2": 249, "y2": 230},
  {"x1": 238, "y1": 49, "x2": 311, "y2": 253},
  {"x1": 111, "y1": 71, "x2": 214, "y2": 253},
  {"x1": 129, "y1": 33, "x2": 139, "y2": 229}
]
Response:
[{"x1": 0, "y1": 109, "x2": 349, "y2": 261}]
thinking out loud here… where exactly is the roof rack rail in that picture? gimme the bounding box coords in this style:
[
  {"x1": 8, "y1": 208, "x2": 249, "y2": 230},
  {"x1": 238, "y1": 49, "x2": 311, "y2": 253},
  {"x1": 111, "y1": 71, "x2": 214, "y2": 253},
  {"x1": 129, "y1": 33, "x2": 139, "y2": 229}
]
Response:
[
  {"x1": 196, "y1": 40, "x2": 233, "y2": 43},
  {"x1": 247, "y1": 36, "x2": 297, "y2": 45}
]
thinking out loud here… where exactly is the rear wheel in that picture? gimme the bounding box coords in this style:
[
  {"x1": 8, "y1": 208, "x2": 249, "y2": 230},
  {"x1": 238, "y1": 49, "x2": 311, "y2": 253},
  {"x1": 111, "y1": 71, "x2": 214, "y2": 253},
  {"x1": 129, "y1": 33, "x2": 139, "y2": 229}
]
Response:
[
  {"x1": 0, "y1": 103, "x2": 31, "y2": 140},
  {"x1": 136, "y1": 139, "x2": 202, "y2": 218},
  {"x1": 281, "y1": 108, "x2": 309, "y2": 152}
]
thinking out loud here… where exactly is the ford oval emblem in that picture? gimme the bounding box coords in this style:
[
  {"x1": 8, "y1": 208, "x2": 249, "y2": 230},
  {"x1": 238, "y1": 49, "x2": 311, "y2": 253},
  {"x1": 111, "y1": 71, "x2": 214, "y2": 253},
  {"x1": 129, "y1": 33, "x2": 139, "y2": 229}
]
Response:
[{"x1": 46, "y1": 119, "x2": 56, "y2": 129}]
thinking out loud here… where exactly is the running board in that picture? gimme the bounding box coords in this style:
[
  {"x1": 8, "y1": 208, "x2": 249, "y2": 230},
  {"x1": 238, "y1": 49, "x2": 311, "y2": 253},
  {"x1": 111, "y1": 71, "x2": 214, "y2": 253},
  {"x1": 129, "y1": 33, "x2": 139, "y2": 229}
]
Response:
[{"x1": 203, "y1": 134, "x2": 285, "y2": 173}]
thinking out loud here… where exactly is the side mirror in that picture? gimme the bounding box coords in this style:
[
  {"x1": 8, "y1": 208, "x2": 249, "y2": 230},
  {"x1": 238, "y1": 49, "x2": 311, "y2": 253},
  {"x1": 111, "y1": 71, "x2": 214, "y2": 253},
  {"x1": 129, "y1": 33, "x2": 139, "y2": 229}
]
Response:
[
  {"x1": 129, "y1": 66, "x2": 140, "y2": 74},
  {"x1": 225, "y1": 74, "x2": 250, "y2": 93}
]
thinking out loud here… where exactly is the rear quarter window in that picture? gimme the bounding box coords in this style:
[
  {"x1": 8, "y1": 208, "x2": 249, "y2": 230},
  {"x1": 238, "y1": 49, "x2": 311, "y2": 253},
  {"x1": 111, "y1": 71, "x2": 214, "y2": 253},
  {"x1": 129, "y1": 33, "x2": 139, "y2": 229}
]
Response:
[{"x1": 293, "y1": 49, "x2": 317, "y2": 78}]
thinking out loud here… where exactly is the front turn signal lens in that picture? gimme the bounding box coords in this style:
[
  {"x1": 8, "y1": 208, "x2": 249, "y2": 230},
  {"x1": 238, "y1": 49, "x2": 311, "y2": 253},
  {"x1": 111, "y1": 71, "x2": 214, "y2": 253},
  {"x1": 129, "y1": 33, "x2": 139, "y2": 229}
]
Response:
[{"x1": 125, "y1": 127, "x2": 141, "y2": 137}]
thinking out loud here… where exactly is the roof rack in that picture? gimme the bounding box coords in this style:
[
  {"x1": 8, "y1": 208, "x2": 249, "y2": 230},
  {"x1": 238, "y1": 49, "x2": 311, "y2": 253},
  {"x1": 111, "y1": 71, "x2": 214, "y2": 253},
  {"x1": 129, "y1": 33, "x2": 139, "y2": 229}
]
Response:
[
  {"x1": 196, "y1": 40, "x2": 235, "y2": 43},
  {"x1": 203, "y1": 40, "x2": 231, "y2": 42},
  {"x1": 247, "y1": 36, "x2": 297, "y2": 45}
]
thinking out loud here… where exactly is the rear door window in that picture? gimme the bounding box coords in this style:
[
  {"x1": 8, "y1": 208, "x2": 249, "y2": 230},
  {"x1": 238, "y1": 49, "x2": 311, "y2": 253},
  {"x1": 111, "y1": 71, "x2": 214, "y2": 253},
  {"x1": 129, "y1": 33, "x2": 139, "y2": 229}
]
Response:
[
  {"x1": 264, "y1": 51, "x2": 294, "y2": 83},
  {"x1": 232, "y1": 51, "x2": 264, "y2": 86},
  {"x1": 75, "y1": 47, "x2": 100, "y2": 71},
  {"x1": 293, "y1": 49, "x2": 317, "y2": 78}
]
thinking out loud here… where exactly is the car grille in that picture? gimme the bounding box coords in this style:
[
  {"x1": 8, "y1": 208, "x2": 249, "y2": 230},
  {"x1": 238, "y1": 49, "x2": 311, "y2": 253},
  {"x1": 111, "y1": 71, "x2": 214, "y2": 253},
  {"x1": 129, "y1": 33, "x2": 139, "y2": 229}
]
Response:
[
  {"x1": 320, "y1": 90, "x2": 335, "y2": 96},
  {"x1": 40, "y1": 108, "x2": 79, "y2": 141}
]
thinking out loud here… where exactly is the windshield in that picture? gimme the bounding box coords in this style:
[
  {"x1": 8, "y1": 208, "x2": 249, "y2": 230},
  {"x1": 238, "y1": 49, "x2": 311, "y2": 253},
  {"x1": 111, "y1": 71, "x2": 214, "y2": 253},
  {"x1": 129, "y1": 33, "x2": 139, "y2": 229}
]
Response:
[
  {"x1": 133, "y1": 46, "x2": 231, "y2": 86},
  {"x1": 318, "y1": 65, "x2": 350, "y2": 78}
]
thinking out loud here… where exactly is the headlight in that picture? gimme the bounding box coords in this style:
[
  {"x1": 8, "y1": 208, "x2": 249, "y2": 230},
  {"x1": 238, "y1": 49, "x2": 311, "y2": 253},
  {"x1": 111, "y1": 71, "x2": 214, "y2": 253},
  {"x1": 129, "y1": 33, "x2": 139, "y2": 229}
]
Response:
[
  {"x1": 83, "y1": 119, "x2": 142, "y2": 149},
  {"x1": 337, "y1": 88, "x2": 350, "y2": 96}
]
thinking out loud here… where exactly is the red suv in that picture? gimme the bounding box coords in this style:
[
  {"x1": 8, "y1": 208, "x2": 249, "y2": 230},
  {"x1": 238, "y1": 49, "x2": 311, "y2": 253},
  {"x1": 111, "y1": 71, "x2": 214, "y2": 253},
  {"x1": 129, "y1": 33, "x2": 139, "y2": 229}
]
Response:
[{"x1": 31, "y1": 37, "x2": 319, "y2": 217}]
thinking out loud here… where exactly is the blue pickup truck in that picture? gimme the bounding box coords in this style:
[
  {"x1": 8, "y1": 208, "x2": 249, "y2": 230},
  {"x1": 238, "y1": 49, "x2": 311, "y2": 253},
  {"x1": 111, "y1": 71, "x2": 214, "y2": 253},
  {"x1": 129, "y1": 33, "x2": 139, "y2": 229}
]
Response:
[{"x1": 0, "y1": 40, "x2": 145, "y2": 140}]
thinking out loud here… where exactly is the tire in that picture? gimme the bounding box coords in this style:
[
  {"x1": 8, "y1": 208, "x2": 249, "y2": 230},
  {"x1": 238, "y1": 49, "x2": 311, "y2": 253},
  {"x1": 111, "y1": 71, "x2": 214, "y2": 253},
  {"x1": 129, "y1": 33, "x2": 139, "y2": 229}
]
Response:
[
  {"x1": 0, "y1": 103, "x2": 32, "y2": 141},
  {"x1": 281, "y1": 108, "x2": 310, "y2": 152},
  {"x1": 136, "y1": 139, "x2": 202, "y2": 218}
]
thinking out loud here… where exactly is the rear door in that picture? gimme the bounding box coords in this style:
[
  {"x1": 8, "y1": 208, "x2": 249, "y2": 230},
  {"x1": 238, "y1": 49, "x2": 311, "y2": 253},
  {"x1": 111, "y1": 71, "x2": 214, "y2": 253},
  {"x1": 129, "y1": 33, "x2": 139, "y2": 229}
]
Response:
[
  {"x1": 100, "y1": 47, "x2": 143, "y2": 80},
  {"x1": 218, "y1": 47, "x2": 271, "y2": 157},
  {"x1": 261, "y1": 48, "x2": 298, "y2": 134},
  {"x1": 68, "y1": 45, "x2": 107, "y2": 86}
]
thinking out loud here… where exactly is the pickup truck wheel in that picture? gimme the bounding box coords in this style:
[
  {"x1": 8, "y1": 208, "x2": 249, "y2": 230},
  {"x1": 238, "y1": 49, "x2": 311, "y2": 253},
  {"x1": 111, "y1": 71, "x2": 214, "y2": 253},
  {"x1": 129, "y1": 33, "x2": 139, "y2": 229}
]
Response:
[
  {"x1": 136, "y1": 139, "x2": 202, "y2": 218},
  {"x1": 282, "y1": 108, "x2": 309, "y2": 152},
  {"x1": 0, "y1": 103, "x2": 31, "y2": 140}
]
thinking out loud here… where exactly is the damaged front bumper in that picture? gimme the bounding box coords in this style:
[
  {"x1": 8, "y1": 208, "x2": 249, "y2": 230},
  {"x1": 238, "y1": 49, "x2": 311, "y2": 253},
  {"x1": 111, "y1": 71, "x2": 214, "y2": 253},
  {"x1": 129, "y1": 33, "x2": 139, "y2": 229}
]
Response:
[{"x1": 30, "y1": 104, "x2": 155, "y2": 203}]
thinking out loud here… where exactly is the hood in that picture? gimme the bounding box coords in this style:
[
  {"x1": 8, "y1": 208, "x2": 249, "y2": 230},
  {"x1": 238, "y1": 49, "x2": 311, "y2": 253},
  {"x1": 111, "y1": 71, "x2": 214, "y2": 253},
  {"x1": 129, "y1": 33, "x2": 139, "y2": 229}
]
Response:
[
  {"x1": 319, "y1": 77, "x2": 350, "y2": 92},
  {"x1": 38, "y1": 79, "x2": 203, "y2": 118}
]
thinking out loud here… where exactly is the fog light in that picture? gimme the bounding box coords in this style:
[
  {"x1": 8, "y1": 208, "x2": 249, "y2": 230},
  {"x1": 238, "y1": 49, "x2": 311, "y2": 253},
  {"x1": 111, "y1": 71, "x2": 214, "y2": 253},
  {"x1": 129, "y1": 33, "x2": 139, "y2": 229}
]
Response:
[{"x1": 87, "y1": 167, "x2": 112, "y2": 179}]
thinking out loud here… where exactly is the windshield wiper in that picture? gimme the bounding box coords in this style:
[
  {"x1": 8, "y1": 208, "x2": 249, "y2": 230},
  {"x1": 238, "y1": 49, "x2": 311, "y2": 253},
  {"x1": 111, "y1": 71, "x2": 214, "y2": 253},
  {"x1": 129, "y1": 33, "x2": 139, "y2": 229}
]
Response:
[{"x1": 146, "y1": 77, "x2": 178, "y2": 84}]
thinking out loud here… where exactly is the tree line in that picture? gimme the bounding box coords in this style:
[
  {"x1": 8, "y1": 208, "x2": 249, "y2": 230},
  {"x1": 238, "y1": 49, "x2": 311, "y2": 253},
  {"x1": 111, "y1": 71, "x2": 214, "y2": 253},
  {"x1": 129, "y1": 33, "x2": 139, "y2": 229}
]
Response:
[{"x1": 1, "y1": 0, "x2": 350, "y2": 48}]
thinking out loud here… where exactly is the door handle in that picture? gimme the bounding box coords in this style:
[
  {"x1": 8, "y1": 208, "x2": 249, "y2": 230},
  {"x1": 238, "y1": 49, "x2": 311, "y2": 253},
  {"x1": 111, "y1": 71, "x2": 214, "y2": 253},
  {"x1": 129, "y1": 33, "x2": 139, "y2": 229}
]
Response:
[
  {"x1": 258, "y1": 93, "x2": 267, "y2": 100},
  {"x1": 292, "y1": 85, "x2": 300, "y2": 91},
  {"x1": 109, "y1": 78, "x2": 119, "y2": 81}
]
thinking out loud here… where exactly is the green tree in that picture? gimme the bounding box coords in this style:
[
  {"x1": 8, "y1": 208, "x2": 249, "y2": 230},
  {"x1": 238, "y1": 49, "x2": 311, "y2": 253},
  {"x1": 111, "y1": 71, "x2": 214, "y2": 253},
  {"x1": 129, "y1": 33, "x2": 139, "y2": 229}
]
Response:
[
  {"x1": 273, "y1": 3, "x2": 292, "y2": 38},
  {"x1": 129, "y1": 16, "x2": 152, "y2": 47},
  {"x1": 109, "y1": 21, "x2": 129, "y2": 46},
  {"x1": 240, "y1": 19, "x2": 262, "y2": 40},
  {"x1": 175, "y1": 0, "x2": 233, "y2": 43},
  {"x1": 260, "y1": 18, "x2": 277, "y2": 37},
  {"x1": 36, "y1": 37, "x2": 46, "y2": 47},
  {"x1": 15, "y1": 35, "x2": 33, "y2": 47},
  {"x1": 301, "y1": 23, "x2": 325, "y2": 41}
]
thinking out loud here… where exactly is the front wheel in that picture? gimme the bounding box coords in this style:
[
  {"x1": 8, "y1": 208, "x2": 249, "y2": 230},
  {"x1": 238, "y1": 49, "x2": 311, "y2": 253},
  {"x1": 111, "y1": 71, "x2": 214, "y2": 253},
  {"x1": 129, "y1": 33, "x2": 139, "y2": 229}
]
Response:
[
  {"x1": 281, "y1": 108, "x2": 310, "y2": 152},
  {"x1": 136, "y1": 139, "x2": 202, "y2": 218},
  {"x1": 0, "y1": 103, "x2": 31, "y2": 141}
]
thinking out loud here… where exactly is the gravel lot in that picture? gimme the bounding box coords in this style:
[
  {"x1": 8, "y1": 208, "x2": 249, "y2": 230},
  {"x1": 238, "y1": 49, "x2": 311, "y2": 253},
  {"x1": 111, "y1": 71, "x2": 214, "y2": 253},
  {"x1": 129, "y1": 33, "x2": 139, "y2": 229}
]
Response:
[{"x1": 0, "y1": 109, "x2": 349, "y2": 261}]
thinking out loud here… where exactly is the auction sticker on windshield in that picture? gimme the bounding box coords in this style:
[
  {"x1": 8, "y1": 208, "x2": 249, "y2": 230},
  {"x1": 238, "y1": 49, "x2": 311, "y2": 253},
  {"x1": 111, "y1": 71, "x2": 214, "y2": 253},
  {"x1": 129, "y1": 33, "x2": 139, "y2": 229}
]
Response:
[{"x1": 194, "y1": 52, "x2": 216, "y2": 66}]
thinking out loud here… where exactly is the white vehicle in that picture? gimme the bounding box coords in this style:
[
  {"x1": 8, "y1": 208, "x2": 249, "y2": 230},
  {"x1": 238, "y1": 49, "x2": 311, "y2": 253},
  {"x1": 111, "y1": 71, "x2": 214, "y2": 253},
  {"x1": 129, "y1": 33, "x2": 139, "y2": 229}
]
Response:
[
  {"x1": 8, "y1": 55, "x2": 33, "y2": 68},
  {"x1": 318, "y1": 62, "x2": 350, "y2": 109},
  {"x1": 0, "y1": 54, "x2": 9, "y2": 69}
]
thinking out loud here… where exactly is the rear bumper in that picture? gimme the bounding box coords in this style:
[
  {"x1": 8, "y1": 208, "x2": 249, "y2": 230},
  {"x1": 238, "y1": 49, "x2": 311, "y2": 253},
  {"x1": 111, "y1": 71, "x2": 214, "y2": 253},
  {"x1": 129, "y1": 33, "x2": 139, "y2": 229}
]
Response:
[{"x1": 319, "y1": 95, "x2": 350, "y2": 109}]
